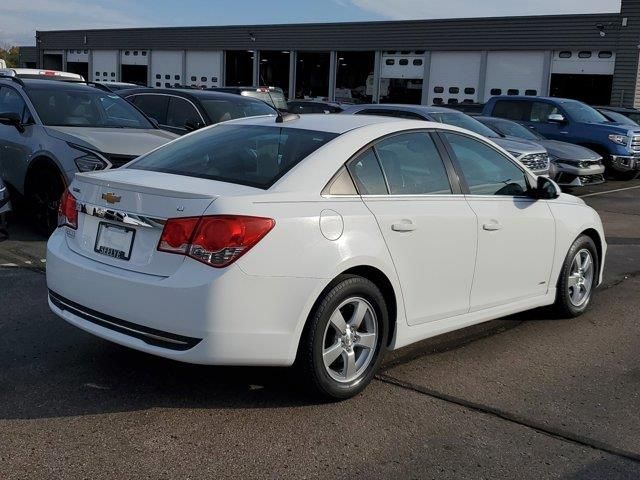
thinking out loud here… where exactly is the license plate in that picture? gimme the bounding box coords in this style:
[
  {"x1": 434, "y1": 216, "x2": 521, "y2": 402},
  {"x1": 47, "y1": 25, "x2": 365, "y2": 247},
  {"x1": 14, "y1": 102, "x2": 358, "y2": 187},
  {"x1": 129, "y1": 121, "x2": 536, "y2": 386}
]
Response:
[{"x1": 94, "y1": 222, "x2": 135, "y2": 261}]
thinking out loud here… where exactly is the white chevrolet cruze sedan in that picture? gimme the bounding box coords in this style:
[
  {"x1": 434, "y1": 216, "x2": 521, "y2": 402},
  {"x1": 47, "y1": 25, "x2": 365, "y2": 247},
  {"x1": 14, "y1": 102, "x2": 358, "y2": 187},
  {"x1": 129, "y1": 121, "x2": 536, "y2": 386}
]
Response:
[{"x1": 47, "y1": 114, "x2": 606, "y2": 399}]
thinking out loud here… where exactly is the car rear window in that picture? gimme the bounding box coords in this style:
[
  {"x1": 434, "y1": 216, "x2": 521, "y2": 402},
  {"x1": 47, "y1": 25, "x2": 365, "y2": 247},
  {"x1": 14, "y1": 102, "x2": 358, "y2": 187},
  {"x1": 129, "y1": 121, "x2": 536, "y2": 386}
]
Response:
[{"x1": 129, "y1": 124, "x2": 338, "y2": 189}]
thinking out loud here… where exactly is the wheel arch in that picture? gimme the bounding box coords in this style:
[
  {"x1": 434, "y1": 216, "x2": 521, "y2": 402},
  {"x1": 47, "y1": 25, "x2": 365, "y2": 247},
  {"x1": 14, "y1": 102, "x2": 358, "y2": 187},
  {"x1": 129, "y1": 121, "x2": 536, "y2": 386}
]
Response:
[
  {"x1": 294, "y1": 263, "x2": 401, "y2": 366},
  {"x1": 340, "y1": 265, "x2": 398, "y2": 348},
  {"x1": 580, "y1": 228, "x2": 604, "y2": 284},
  {"x1": 24, "y1": 155, "x2": 67, "y2": 195}
]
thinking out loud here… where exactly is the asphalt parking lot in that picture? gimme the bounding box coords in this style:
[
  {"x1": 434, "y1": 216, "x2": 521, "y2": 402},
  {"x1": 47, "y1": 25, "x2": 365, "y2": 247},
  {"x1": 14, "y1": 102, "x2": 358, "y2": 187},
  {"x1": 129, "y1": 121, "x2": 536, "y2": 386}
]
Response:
[{"x1": 1, "y1": 179, "x2": 640, "y2": 479}]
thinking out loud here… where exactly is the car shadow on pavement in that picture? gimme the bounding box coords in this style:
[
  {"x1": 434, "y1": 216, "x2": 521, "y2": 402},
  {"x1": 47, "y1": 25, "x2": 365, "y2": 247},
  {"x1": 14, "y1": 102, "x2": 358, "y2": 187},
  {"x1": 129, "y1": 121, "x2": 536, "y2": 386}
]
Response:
[
  {"x1": 0, "y1": 336, "x2": 327, "y2": 421},
  {"x1": 0, "y1": 301, "x2": 550, "y2": 421}
]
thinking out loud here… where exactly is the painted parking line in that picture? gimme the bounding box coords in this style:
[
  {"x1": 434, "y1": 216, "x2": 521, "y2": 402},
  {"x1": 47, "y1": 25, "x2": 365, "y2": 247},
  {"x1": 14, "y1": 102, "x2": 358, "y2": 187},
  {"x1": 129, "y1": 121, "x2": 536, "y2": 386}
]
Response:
[{"x1": 579, "y1": 185, "x2": 640, "y2": 198}]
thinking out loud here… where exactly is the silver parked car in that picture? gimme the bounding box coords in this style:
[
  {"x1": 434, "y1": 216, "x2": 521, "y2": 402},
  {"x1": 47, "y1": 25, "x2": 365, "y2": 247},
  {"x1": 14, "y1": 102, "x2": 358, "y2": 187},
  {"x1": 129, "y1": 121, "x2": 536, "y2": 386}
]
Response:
[
  {"x1": 476, "y1": 116, "x2": 605, "y2": 187},
  {"x1": 341, "y1": 104, "x2": 551, "y2": 176},
  {"x1": 0, "y1": 77, "x2": 177, "y2": 233}
]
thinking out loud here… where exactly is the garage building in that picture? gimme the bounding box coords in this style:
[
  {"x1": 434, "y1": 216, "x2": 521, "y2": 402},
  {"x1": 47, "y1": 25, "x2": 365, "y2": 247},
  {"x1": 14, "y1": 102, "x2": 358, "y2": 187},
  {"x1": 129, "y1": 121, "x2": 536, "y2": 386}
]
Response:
[{"x1": 23, "y1": 0, "x2": 640, "y2": 107}]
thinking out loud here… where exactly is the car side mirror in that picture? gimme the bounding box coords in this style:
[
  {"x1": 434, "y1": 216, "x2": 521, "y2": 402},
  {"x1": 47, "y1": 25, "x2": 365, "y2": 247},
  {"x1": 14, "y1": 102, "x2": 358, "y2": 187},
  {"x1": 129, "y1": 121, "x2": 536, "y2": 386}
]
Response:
[
  {"x1": 0, "y1": 112, "x2": 25, "y2": 132},
  {"x1": 547, "y1": 113, "x2": 566, "y2": 123},
  {"x1": 534, "y1": 176, "x2": 560, "y2": 199}
]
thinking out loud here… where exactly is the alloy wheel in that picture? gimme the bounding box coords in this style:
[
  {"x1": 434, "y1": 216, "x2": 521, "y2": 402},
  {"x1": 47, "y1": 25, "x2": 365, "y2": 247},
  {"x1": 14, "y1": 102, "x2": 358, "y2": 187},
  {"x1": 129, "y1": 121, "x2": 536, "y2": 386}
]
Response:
[
  {"x1": 568, "y1": 248, "x2": 594, "y2": 307},
  {"x1": 322, "y1": 297, "x2": 378, "y2": 384}
]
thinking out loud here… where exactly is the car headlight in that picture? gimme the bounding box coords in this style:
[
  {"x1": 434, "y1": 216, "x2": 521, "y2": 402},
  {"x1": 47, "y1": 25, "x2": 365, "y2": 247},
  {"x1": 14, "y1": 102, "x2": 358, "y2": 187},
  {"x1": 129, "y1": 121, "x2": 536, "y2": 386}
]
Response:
[
  {"x1": 547, "y1": 153, "x2": 559, "y2": 162},
  {"x1": 68, "y1": 143, "x2": 109, "y2": 172},
  {"x1": 608, "y1": 134, "x2": 629, "y2": 146}
]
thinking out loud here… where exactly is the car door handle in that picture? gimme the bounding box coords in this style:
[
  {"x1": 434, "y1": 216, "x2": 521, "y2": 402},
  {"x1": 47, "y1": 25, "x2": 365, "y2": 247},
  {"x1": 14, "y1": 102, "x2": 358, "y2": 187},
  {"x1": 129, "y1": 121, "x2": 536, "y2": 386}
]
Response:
[
  {"x1": 483, "y1": 222, "x2": 503, "y2": 231},
  {"x1": 391, "y1": 221, "x2": 417, "y2": 232}
]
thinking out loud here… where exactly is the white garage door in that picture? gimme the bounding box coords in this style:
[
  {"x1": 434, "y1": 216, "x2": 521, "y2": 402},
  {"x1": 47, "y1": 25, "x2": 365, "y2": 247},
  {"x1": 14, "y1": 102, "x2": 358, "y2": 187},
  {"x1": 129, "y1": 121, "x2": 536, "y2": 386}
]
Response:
[
  {"x1": 151, "y1": 50, "x2": 184, "y2": 88},
  {"x1": 552, "y1": 50, "x2": 615, "y2": 75},
  {"x1": 380, "y1": 51, "x2": 425, "y2": 79},
  {"x1": 121, "y1": 49, "x2": 149, "y2": 66},
  {"x1": 92, "y1": 50, "x2": 119, "y2": 82},
  {"x1": 484, "y1": 51, "x2": 546, "y2": 100},
  {"x1": 186, "y1": 51, "x2": 223, "y2": 88},
  {"x1": 428, "y1": 52, "x2": 481, "y2": 106},
  {"x1": 67, "y1": 49, "x2": 89, "y2": 63}
]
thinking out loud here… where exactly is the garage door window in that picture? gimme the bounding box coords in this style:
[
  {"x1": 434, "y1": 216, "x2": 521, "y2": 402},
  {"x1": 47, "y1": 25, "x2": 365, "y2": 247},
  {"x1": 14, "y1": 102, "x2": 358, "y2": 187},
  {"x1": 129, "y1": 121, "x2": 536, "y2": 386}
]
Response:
[{"x1": 443, "y1": 133, "x2": 529, "y2": 196}]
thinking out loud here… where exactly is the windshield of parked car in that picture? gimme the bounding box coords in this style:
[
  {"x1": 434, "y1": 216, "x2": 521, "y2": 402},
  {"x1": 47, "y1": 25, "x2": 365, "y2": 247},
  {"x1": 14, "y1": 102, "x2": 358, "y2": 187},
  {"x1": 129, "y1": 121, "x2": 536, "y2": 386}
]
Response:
[
  {"x1": 600, "y1": 110, "x2": 639, "y2": 126},
  {"x1": 129, "y1": 124, "x2": 338, "y2": 189},
  {"x1": 483, "y1": 118, "x2": 545, "y2": 141},
  {"x1": 27, "y1": 85, "x2": 154, "y2": 129},
  {"x1": 428, "y1": 111, "x2": 499, "y2": 138},
  {"x1": 200, "y1": 98, "x2": 276, "y2": 123},
  {"x1": 561, "y1": 101, "x2": 609, "y2": 124}
]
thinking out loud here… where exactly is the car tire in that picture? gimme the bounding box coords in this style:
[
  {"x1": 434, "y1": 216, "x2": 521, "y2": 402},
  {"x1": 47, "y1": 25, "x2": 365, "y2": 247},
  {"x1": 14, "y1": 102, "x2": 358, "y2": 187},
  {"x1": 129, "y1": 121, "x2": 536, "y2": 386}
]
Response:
[
  {"x1": 298, "y1": 275, "x2": 389, "y2": 400},
  {"x1": 554, "y1": 235, "x2": 598, "y2": 318},
  {"x1": 27, "y1": 167, "x2": 65, "y2": 236},
  {"x1": 609, "y1": 168, "x2": 638, "y2": 181}
]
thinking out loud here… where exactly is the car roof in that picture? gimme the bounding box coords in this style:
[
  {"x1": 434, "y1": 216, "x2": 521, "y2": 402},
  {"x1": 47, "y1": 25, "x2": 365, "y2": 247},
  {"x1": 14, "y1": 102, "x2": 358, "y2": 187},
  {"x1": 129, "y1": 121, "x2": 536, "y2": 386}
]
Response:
[
  {"x1": 117, "y1": 87, "x2": 266, "y2": 102},
  {"x1": 0, "y1": 68, "x2": 84, "y2": 80},
  {"x1": 223, "y1": 112, "x2": 410, "y2": 134},
  {"x1": 489, "y1": 95, "x2": 584, "y2": 104},
  {"x1": 10, "y1": 79, "x2": 107, "y2": 91}
]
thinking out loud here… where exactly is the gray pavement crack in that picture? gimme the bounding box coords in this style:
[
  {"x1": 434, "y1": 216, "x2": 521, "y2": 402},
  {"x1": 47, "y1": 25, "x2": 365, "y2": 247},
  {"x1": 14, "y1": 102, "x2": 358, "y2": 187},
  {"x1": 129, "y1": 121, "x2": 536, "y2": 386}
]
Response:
[{"x1": 375, "y1": 373, "x2": 640, "y2": 465}]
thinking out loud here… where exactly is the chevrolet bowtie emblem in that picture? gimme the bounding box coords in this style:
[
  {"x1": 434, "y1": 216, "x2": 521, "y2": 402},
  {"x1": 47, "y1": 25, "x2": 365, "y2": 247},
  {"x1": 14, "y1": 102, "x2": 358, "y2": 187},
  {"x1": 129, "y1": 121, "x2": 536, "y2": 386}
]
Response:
[{"x1": 101, "y1": 192, "x2": 121, "y2": 204}]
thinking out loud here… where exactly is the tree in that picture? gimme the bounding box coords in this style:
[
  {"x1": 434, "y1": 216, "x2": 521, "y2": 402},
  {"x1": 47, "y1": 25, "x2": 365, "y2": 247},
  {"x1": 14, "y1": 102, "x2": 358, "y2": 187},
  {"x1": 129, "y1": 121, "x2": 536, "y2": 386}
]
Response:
[{"x1": 0, "y1": 46, "x2": 20, "y2": 67}]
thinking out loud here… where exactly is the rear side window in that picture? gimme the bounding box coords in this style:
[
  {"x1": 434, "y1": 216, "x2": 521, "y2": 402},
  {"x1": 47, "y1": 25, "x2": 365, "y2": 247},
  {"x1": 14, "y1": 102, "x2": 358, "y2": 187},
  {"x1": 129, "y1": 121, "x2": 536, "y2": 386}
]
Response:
[
  {"x1": 130, "y1": 94, "x2": 169, "y2": 124},
  {"x1": 347, "y1": 148, "x2": 387, "y2": 195},
  {"x1": 530, "y1": 102, "x2": 560, "y2": 122},
  {"x1": 129, "y1": 125, "x2": 338, "y2": 189},
  {"x1": 375, "y1": 133, "x2": 451, "y2": 195},
  {"x1": 166, "y1": 97, "x2": 202, "y2": 129},
  {"x1": 492, "y1": 100, "x2": 531, "y2": 121}
]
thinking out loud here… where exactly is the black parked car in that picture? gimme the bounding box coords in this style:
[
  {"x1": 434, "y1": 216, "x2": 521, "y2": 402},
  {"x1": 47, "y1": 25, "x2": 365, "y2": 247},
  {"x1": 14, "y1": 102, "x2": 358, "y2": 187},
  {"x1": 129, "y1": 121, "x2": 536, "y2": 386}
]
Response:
[
  {"x1": 118, "y1": 88, "x2": 277, "y2": 135},
  {"x1": 595, "y1": 106, "x2": 640, "y2": 126},
  {"x1": 287, "y1": 100, "x2": 349, "y2": 114}
]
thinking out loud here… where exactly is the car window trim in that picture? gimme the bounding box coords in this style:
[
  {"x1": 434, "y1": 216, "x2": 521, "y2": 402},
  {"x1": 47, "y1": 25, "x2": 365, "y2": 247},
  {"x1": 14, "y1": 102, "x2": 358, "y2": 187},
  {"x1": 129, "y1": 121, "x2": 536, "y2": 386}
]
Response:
[
  {"x1": 338, "y1": 128, "x2": 463, "y2": 197},
  {"x1": 436, "y1": 129, "x2": 534, "y2": 198},
  {"x1": 126, "y1": 92, "x2": 206, "y2": 128}
]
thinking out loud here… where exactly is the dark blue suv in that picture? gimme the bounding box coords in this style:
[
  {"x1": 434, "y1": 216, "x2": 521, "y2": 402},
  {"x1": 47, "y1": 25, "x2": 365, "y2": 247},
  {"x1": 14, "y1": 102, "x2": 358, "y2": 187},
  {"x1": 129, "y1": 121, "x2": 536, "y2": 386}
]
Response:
[{"x1": 483, "y1": 96, "x2": 640, "y2": 179}]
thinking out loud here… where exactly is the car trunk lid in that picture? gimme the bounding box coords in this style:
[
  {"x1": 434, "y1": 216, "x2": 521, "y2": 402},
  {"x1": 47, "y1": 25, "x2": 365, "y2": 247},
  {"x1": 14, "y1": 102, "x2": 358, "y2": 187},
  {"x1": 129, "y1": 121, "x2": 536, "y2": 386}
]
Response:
[{"x1": 65, "y1": 168, "x2": 254, "y2": 276}]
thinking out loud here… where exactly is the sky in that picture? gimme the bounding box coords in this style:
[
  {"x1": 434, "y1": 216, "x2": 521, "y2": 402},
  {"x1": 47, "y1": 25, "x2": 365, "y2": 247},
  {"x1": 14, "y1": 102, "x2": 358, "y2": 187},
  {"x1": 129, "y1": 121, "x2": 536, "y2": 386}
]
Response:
[{"x1": 0, "y1": 0, "x2": 622, "y2": 46}]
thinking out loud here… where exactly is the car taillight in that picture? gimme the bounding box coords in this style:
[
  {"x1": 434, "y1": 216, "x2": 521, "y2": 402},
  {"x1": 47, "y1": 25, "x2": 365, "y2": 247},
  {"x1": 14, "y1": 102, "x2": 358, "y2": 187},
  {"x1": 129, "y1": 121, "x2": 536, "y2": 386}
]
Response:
[
  {"x1": 158, "y1": 215, "x2": 275, "y2": 268},
  {"x1": 58, "y1": 189, "x2": 78, "y2": 229}
]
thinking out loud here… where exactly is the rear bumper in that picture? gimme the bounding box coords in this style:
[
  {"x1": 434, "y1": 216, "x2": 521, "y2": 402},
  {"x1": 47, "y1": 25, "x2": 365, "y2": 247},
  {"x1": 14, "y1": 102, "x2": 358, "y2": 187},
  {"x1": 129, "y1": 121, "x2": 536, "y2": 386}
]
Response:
[{"x1": 46, "y1": 229, "x2": 322, "y2": 366}]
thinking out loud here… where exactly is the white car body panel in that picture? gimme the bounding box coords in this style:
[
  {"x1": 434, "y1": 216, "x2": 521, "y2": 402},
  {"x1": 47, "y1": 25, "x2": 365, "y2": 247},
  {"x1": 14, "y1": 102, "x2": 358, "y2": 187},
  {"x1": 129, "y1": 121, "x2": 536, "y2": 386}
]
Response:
[{"x1": 46, "y1": 116, "x2": 606, "y2": 366}]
